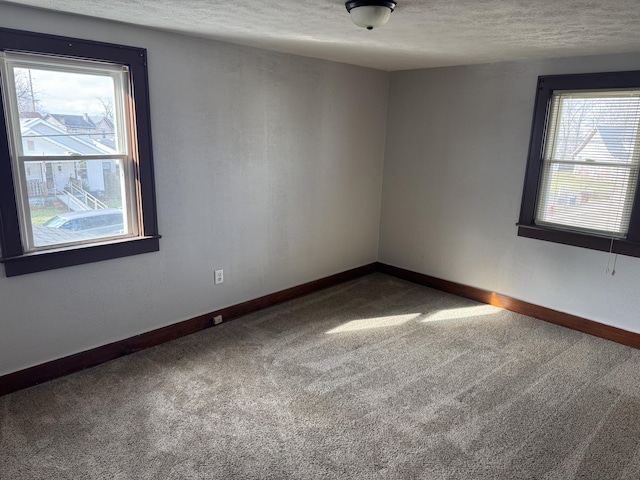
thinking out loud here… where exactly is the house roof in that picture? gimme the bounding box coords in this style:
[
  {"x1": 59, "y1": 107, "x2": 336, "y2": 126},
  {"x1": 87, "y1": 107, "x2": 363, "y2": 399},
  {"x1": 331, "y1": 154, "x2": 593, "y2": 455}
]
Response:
[
  {"x1": 94, "y1": 137, "x2": 116, "y2": 150},
  {"x1": 21, "y1": 118, "x2": 114, "y2": 155},
  {"x1": 32, "y1": 225, "x2": 94, "y2": 248},
  {"x1": 46, "y1": 113, "x2": 97, "y2": 130},
  {"x1": 19, "y1": 111, "x2": 43, "y2": 119},
  {"x1": 574, "y1": 125, "x2": 637, "y2": 163},
  {"x1": 90, "y1": 116, "x2": 115, "y2": 130},
  {"x1": 596, "y1": 126, "x2": 636, "y2": 162}
]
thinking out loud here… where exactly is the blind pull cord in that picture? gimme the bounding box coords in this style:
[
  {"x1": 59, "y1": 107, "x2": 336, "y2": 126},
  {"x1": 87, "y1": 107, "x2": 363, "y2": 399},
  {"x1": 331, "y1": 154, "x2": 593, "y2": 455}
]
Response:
[{"x1": 606, "y1": 237, "x2": 617, "y2": 276}]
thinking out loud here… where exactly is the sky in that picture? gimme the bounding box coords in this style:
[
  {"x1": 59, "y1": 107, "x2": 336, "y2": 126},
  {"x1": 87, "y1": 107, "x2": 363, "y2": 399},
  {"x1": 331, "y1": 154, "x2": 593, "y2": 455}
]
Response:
[{"x1": 16, "y1": 67, "x2": 115, "y2": 117}]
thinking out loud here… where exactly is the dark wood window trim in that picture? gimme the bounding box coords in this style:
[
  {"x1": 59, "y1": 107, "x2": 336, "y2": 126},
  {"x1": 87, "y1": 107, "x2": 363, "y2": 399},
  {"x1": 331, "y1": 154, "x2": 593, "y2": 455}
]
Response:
[
  {"x1": 0, "y1": 28, "x2": 160, "y2": 276},
  {"x1": 518, "y1": 70, "x2": 640, "y2": 258}
]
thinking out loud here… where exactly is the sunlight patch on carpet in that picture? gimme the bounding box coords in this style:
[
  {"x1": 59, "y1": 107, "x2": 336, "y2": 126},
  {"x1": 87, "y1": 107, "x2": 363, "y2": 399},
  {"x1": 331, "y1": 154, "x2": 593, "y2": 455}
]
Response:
[
  {"x1": 326, "y1": 313, "x2": 421, "y2": 334},
  {"x1": 422, "y1": 305, "x2": 501, "y2": 322}
]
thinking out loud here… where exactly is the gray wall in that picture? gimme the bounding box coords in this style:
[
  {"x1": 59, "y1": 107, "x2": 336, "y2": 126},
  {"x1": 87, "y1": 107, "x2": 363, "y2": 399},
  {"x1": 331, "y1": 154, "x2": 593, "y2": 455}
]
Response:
[
  {"x1": 4, "y1": 4, "x2": 640, "y2": 379},
  {"x1": 0, "y1": 4, "x2": 388, "y2": 376},
  {"x1": 380, "y1": 54, "x2": 640, "y2": 334}
]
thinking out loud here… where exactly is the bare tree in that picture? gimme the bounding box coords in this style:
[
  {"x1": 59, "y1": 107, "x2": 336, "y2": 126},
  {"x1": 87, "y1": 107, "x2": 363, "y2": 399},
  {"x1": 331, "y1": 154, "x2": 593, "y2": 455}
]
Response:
[
  {"x1": 554, "y1": 96, "x2": 640, "y2": 160},
  {"x1": 97, "y1": 96, "x2": 114, "y2": 121},
  {"x1": 14, "y1": 69, "x2": 43, "y2": 114},
  {"x1": 592, "y1": 97, "x2": 640, "y2": 127},
  {"x1": 554, "y1": 98, "x2": 596, "y2": 160}
]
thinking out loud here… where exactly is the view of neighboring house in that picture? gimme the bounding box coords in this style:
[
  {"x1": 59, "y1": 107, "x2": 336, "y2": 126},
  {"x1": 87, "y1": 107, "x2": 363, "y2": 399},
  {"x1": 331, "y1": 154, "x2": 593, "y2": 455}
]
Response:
[
  {"x1": 91, "y1": 115, "x2": 114, "y2": 139},
  {"x1": 573, "y1": 125, "x2": 636, "y2": 166},
  {"x1": 20, "y1": 113, "x2": 118, "y2": 206},
  {"x1": 542, "y1": 124, "x2": 639, "y2": 232},
  {"x1": 44, "y1": 112, "x2": 97, "y2": 135}
]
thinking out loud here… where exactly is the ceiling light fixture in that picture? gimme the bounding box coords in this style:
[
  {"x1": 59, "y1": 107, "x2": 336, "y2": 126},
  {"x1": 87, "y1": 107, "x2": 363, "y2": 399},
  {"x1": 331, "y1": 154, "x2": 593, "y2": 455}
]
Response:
[{"x1": 345, "y1": 1, "x2": 397, "y2": 30}]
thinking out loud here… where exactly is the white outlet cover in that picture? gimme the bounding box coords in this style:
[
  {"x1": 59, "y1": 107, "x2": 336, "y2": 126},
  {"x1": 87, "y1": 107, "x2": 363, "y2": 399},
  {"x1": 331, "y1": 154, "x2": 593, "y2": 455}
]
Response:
[{"x1": 214, "y1": 269, "x2": 224, "y2": 284}]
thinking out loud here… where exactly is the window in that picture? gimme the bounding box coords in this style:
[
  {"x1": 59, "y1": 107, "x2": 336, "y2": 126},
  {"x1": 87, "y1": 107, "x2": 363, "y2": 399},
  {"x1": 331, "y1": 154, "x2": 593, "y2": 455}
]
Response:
[
  {"x1": 0, "y1": 28, "x2": 159, "y2": 276},
  {"x1": 518, "y1": 71, "x2": 640, "y2": 258}
]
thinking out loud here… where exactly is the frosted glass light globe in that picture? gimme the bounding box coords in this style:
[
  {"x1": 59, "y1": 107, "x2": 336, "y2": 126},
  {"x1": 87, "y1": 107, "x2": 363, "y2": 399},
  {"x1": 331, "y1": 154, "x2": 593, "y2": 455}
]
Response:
[
  {"x1": 349, "y1": 5, "x2": 392, "y2": 30},
  {"x1": 345, "y1": 1, "x2": 397, "y2": 30}
]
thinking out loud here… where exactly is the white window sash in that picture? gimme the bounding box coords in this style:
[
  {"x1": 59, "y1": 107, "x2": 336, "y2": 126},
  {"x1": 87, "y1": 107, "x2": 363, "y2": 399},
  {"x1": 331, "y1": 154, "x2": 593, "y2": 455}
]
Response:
[
  {"x1": 534, "y1": 90, "x2": 640, "y2": 237},
  {"x1": 0, "y1": 52, "x2": 139, "y2": 252}
]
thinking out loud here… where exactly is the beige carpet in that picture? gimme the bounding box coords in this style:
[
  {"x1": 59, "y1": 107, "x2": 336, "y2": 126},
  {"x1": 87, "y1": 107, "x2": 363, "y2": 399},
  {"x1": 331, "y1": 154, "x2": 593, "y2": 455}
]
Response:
[{"x1": 1, "y1": 273, "x2": 639, "y2": 479}]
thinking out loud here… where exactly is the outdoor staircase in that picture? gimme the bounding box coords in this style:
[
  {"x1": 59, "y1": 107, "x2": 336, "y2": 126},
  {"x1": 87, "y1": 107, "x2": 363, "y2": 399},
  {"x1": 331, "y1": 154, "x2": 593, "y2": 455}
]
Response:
[{"x1": 57, "y1": 183, "x2": 108, "y2": 212}]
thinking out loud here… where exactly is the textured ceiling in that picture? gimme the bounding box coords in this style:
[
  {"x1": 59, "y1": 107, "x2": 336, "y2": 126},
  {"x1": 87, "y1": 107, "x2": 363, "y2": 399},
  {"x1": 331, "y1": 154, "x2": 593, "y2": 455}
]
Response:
[{"x1": 4, "y1": 0, "x2": 640, "y2": 71}]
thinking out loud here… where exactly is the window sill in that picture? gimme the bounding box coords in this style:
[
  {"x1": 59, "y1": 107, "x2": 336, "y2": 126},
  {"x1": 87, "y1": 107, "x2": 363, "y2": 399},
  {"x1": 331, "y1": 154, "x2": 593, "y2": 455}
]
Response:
[
  {"x1": 1, "y1": 235, "x2": 161, "y2": 277},
  {"x1": 517, "y1": 223, "x2": 640, "y2": 258}
]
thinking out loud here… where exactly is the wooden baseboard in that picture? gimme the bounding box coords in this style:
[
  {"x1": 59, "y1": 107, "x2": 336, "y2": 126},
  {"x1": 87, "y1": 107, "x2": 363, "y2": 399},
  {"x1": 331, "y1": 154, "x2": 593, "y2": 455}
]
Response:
[
  {"x1": 377, "y1": 262, "x2": 640, "y2": 349},
  {"x1": 3, "y1": 261, "x2": 637, "y2": 397},
  {"x1": 0, "y1": 263, "x2": 377, "y2": 397}
]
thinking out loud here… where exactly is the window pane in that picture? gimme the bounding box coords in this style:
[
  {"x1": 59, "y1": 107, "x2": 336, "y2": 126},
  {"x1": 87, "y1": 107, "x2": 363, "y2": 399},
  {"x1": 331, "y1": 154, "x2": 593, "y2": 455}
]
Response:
[
  {"x1": 14, "y1": 66, "x2": 122, "y2": 155},
  {"x1": 535, "y1": 91, "x2": 640, "y2": 236},
  {"x1": 0, "y1": 29, "x2": 159, "y2": 276},
  {"x1": 3, "y1": 55, "x2": 136, "y2": 251},
  {"x1": 25, "y1": 158, "x2": 128, "y2": 248},
  {"x1": 537, "y1": 163, "x2": 638, "y2": 236}
]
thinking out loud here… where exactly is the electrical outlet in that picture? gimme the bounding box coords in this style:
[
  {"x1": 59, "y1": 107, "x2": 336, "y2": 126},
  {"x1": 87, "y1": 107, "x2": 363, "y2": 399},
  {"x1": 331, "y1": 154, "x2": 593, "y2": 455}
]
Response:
[
  {"x1": 213, "y1": 315, "x2": 223, "y2": 325},
  {"x1": 214, "y1": 269, "x2": 224, "y2": 285}
]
